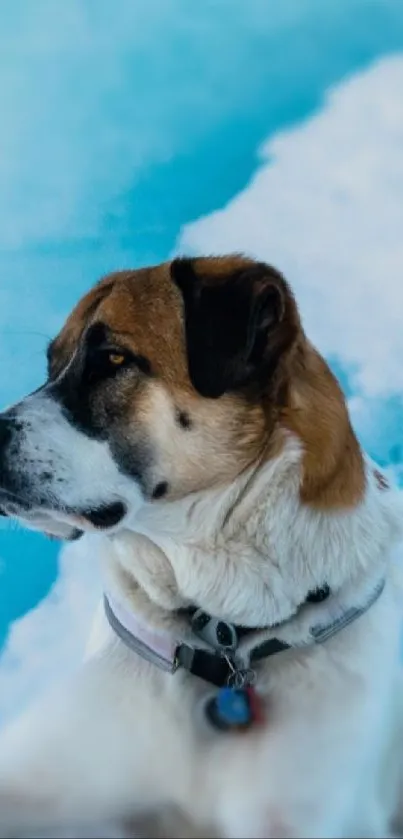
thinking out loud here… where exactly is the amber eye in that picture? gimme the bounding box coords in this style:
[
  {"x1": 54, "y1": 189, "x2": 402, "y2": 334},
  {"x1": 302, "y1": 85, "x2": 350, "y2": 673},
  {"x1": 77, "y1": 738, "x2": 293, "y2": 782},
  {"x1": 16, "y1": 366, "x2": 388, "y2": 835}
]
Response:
[{"x1": 108, "y1": 352, "x2": 125, "y2": 366}]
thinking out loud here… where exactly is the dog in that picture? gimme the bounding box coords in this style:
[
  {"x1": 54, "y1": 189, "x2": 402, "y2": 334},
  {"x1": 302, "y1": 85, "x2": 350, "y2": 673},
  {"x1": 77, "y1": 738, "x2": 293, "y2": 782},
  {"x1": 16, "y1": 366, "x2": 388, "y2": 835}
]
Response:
[{"x1": 0, "y1": 254, "x2": 402, "y2": 838}]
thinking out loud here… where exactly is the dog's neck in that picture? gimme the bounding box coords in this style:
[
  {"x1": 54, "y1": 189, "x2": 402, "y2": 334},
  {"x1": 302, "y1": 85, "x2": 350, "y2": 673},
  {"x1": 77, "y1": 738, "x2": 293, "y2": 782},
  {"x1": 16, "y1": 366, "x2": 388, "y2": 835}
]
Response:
[{"x1": 102, "y1": 435, "x2": 402, "y2": 636}]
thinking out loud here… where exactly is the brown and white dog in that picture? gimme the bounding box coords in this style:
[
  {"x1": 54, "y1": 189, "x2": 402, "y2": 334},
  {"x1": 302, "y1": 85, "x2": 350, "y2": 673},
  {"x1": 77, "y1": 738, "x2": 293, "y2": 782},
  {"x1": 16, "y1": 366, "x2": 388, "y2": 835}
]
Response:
[{"x1": 0, "y1": 255, "x2": 402, "y2": 838}]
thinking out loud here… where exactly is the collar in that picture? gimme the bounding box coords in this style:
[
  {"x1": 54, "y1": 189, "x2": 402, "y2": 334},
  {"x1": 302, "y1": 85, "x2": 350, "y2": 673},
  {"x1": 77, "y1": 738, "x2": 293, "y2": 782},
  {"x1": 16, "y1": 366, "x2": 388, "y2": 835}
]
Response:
[{"x1": 104, "y1": 577, "x2": 385, "y2": 689}]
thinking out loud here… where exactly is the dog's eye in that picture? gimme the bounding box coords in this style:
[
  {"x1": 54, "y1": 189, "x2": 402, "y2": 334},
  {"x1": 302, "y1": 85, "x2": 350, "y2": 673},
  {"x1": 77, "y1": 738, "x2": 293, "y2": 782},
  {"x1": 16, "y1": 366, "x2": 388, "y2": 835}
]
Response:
[
  {"x1": 86, "y1": 346, "x2": 131, "y2": 379},
  {"x1": 108, "y1": 352, "x2": 126, "y2": 367},
  {"x1": 101, "y1": 348, "x2": 131, "y2": 373},
  {"x1": 86, "y1": 345, "x2": 152, "y2": 380},
  {"x1": 94, "y1": 349, "x2": 130, "y2": 370}
]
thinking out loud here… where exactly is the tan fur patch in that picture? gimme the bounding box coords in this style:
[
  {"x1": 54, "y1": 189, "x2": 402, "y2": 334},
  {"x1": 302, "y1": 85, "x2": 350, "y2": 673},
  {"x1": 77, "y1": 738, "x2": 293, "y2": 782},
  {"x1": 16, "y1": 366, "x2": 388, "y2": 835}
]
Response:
[{"x1": 283, "y1": 342, "x2": 365, "y2": 509}]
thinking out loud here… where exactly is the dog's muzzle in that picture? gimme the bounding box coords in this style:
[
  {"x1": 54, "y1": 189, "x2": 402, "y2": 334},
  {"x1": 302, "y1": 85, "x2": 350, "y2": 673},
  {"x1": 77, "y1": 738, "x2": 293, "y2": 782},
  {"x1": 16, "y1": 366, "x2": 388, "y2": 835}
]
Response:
[{"x1": 0, "y1": 408, "x2": 127, "y2": 536}]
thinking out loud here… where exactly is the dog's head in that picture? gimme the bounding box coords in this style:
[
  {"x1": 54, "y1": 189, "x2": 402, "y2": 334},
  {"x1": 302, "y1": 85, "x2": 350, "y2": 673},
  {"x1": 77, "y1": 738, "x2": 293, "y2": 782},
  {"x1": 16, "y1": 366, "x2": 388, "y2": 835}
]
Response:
[{"x1": 0, "y1": 255, "x2": 362, "y2": 539}]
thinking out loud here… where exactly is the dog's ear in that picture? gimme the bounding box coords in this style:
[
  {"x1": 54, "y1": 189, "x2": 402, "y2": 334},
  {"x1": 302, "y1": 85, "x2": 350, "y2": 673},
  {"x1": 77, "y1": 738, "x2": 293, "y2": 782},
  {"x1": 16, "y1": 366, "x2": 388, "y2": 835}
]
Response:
[{"x1": 171, "y1": 257, "x2": 299, "y2": 398}]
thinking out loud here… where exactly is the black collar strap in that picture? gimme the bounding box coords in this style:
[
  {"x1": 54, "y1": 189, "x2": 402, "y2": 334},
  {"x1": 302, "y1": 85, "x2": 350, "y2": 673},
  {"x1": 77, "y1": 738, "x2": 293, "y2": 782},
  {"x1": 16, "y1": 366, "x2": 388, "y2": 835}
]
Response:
[
  {"x1": 177, "y1": 588, "x2": 331, "y2": 688},
  {"x1": 175, "y1": 636, "x2": 290, "y2": 688},
  {"x1": 175, "y1": 644, "x2": 239, "y2": 689}
]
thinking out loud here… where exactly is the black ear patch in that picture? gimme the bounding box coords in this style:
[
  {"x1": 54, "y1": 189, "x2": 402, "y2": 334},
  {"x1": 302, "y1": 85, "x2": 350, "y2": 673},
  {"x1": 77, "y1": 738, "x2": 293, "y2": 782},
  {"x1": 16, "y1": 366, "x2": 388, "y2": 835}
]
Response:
[{"x1": 171, "y1": 257, "x2": 299, "y2": 398}]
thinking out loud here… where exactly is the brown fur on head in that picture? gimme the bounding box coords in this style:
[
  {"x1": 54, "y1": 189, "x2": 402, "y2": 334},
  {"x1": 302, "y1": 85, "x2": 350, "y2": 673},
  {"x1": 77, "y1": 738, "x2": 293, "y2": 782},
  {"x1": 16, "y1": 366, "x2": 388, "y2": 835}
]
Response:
[
  {"x1": 47, "y1": 256, "x2": 301, "y2": 499},
  {"x1": 0, "y1": 255, "x2": 364, "y2": 538}
]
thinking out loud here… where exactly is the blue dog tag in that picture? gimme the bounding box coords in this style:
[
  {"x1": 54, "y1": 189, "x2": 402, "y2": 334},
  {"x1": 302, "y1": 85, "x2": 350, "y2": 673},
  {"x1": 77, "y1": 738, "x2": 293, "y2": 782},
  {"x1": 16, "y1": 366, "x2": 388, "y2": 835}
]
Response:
[
  {"x1": 216, "y1": 687, "x2": 251, "y2": 725},
  {"x1": 204, "y1": 686, "x2": 256, "y2": 731}
]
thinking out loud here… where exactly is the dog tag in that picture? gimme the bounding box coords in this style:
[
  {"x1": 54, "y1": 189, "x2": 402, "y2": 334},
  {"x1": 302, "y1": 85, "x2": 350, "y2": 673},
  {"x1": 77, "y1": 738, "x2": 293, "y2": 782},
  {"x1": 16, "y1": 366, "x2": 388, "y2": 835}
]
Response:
[{"x1": 204, "y1": 686, "x2": 265, "y2": 732}]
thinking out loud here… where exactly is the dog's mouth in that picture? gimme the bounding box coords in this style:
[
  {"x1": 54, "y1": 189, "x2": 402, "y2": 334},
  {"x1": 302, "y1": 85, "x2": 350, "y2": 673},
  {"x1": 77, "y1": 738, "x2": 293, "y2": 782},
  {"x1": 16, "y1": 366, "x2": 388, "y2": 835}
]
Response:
[
  {"x1": 60, "y1": 502, "x2": 128, "y2": 541},
  {"x1": 0, "y1": 491, "x2": 127, "y2": 538},
  {"x1": 81, "y1": 501, "x2": 126, "y2": 530}
]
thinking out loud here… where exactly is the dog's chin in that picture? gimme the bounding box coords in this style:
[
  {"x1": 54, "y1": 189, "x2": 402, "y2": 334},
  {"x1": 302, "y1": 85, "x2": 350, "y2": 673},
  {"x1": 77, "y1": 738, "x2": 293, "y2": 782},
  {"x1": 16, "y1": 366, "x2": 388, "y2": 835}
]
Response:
[{"x1": 0, "y1": 497, "x2": 128, "y2": 541}]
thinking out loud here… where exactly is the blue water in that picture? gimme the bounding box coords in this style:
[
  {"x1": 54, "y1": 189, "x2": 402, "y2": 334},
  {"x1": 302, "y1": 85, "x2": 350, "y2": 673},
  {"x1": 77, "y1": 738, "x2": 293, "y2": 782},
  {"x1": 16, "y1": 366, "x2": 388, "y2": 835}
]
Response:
[{"x1": 1, "y1": 0, "x2": 403, "y2": 646}]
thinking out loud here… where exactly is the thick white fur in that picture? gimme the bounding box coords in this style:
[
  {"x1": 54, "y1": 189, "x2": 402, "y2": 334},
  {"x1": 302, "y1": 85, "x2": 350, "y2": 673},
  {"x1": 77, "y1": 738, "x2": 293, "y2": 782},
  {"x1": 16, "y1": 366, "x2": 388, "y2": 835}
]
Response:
[{"x1": 0, "y1": 436, "x2": 402, "y2": 838}]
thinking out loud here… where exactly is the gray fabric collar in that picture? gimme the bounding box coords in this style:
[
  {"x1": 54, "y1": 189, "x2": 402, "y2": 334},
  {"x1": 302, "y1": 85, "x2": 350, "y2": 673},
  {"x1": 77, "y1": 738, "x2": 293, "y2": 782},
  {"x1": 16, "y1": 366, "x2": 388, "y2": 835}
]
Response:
[
  {"x1": 309, "y1": 576, "x2": 385, "y2": 643},
  {"x1": 104, "y1": 577, "x2": 386, "y2": 686}
]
